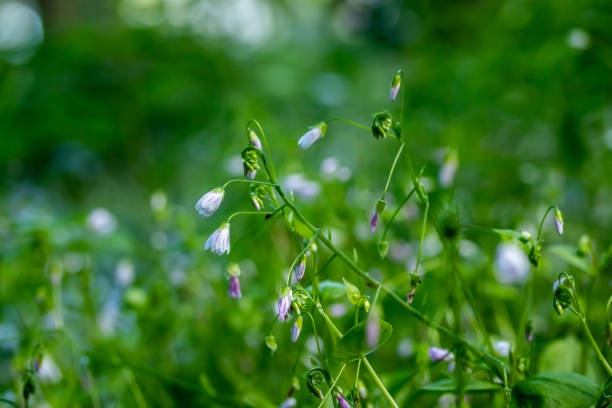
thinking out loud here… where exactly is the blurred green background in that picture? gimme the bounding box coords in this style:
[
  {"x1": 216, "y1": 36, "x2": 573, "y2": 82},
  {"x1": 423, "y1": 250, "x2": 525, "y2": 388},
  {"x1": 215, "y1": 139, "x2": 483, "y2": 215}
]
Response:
[{"x1": 2, "y1": 0, "x2": 612, "y2": 406}]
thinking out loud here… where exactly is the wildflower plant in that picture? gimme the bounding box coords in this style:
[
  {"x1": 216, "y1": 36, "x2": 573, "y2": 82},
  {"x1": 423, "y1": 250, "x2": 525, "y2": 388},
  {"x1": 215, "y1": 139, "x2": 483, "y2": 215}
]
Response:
[{"x1": 190, "y1": 70, "x2": 612, "y2": 408}]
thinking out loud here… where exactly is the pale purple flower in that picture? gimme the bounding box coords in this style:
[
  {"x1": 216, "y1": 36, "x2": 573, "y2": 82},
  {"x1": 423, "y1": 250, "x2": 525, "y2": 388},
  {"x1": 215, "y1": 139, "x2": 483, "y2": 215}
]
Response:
[
  {"x1": 204, "y1": 223, "x2": 230, "y2": 255},
  {"x1": 291, "y1": 315, "x2": 303, "y2": 343},
  {"x1": 390, "y1": 72, "x2": 401, "y2": 102},
  {"x1": 195, "y1": 187, "x2": 225, "y2": 217},
  {"x1": 248, "y1": 130, "x2": 263, "y2": 150},
  {"x1": 493, "y1": 341, "x2": 510, "y2": 357},
  {"x1": 245, "y1": 169, "x2": 256, "y2": 180},
  {"x1": 295, "y1": 258, "x2": 306, "y2": 281},
  {"x1": 335, "y1": 392, "x2": 351, "y2": 408},
  {"x1": 228, "y1": 275, "x2": 241, "y2": 298},
  {"x1": 554, "y1": 208, "x2": 564, "y2": 236},
  {"x1": 251, "y1": 196, "x2": 262, "y2": 211},
  {"x1": 429, "y1": 347, "x2": 454, "y2": 362},
  {"x1": 87, "y1": 208, "x2": 117, "y2": 235},
  {"x1": 280, "y1": 398, "x2": 297, "y2": 408},
  {"x1": 298, "y1": 123, "x2": 327, "y2": 150},
  {"x1": 277, "y1": 287, "x2": 292, "y2": 321},
  {"x1": 370, "y1": 209, "x2": 379, "y2": 234},
  {"x1": 494, "y1": 243, "x2": 530, "y2": 284}
]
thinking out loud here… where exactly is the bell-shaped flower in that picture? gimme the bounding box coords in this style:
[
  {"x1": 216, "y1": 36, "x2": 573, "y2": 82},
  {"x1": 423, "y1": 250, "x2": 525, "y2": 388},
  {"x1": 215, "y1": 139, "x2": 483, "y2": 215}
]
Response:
[
  {"x1": 204, "y1": 223, "x2": 231, "y2": 255},
  {"x1": 195, "y1": 187, "x2": 225, "y2": 217},
  {"x1": 298, "y1": 122, "x2": 327, "y2": 150}
]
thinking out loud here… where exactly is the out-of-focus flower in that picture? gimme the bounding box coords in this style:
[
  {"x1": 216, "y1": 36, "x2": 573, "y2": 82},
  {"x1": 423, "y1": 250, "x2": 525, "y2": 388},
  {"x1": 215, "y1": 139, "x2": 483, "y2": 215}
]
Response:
[
  {"x1": 150, "y1": 190, "x2": 167, "y2": 212},
  {"x1": 38, "y1": 355, "x2": 62, "y2": 384},
  {"x1": 298, "y1": 122, "x2": 327, "y2": 149},
  {"x1": 280, "y1": 398, "x2": 297, "y2": 408},
  {"x1": 429, "y1": 347, "x2": 454, "y2": 362},
  {"x1": 277, "y1": 286, "x2": 292, "y2": 321},
  {"x1": 295, "y1": 257, "x2": 306, "y2": 281},
  {"x1": 335, "y1": 392, "x2": 351, "y2": 408},
  {"x1": 115, "y1": 259, "x2": 134, "y2": 287},
  {"x1": 370, "y1": 199, "x2": 386, "y2": 234},
  {"x1": 87, "y1": 208, "x2": 117, "y2": 235},
  {"x1": 195, "y1": 187, "x2": 224, "y2": 217},
  {"x1": 204, "y1": 223, "x2": 231, "y2": 255},
  {"x1": 439, "y1": 149, "x2": 458, "y2": 188},
  {"x1": 227, "y1": 263, "x2": 242, "y2": 298},
  {"x1": 283, "y1": 174, "x2": 320, "y2": 200},
  {"x1": 291, "y1": 315, "x2": 303, "y2": 343},
  {"x1": 494, "y1": 243, "x2": 530, "y2": 284},
  {"x1": 493, "y1": 341, "x2": 511, "y2": 357},
  {"x1": 367, "y1": 318, "x2": 380, "y2": 348}
]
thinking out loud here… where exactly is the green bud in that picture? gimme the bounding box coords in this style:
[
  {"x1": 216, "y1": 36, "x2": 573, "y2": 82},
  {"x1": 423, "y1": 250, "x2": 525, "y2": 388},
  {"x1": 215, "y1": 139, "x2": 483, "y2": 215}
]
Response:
[
  {"x1": 371, "y1": 112, "x2": 393, "y2": 139},
  {"x1": 343, "y1": 277, "x2": 361, "y2": 305},
  {"x1": 265, "y1": 335, "x2": 278, "y2": 353},
  {"x1": 375, "y1": 199, "x2": 387, "y2": 214},
  {"x1": 227, "y1": 263, "x2": 241, "y2": 277},
  {"x1": 377, "y1": 240, "x2": 389, "y2": 258},
  {"x1": 358, "y1": 296, "x2": 371, "y2": 312}
]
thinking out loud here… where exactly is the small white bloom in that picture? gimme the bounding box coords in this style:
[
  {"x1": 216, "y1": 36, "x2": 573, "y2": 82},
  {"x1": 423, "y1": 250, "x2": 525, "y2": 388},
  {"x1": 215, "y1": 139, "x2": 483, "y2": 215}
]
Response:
[
  {"x1": 494, "y1": 243, "x2": 530, "y2": 284},
  {"x1": 283, "y1": 174, "x2": 320, "y2": 200},
  {"x1": 115, "y1": 259, "x2": 134, "y2": 287},
  {"x1": 439, "y1": 149, "x2": 458, "y2": 188},
  {"x1": 493, "y1": 341, "x2": 511, "y2": 357},
  {"x1": 195, "y1": 187, "x2": 225, "y2": 217},
  {"x1": 87, "y1": 208, "x2": 117, "y2": 235},
  {"x1": 204, "y1": 223, "x2": 231, "y2": 255},
  {"x1": 38, "y1": 355, "x2": 62, "y2": 384},
  {"x1": 280, "y1": 398, "x2": 297, "y2": 408},
  {"x1": 298, "y1": 122, "x2": 327, "y2": 149}
]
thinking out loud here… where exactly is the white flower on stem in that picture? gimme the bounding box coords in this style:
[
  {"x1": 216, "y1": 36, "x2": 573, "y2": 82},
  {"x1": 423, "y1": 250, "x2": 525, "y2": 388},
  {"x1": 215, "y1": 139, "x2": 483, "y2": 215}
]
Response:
[
  {"x1": 428, "y1": 347, "x2": 454, "y2": 362},
  {"x1": 277, "y1": 286, "x2": 292, "y2": 321},
  {"x1": 494, "y1": 243, "x2": 530, "y2": 284},
  {"x1": 298, "y1": 122, "x2": 327, "y2": 150},
  {"x1": 493, "y1": 341, "x2": 511, "y2": 357},
  {"x1": 195, "y1": 187, "x2": 225, "y2": 217},
  {"x1": 554, "y1": 208, "x2": 564, "y2": 236},
  {"x1": 204, "y1": 223, "x2": 230, "y2": 255}
]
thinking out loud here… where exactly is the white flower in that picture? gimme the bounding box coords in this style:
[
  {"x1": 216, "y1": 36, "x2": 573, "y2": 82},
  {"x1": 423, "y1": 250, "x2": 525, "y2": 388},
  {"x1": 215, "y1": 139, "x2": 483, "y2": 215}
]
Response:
[
  {"x1": 87, "y1": 208, "x2": 117, "y2": 235},
  {"x1": 195, "y1": 187, "x2": 225, "y2": 217},
  {"x1": 429, "y1": 347, "x2": 454, "y2": 362},
  {"x1": 439, "y1": 149, "x2": 458, "y2": 188},
  {"x1": 390, "y1": 73, "x2": 401, "y2": 102},
  {"x1": 298, "y1": 122, "x2": 327, "y2": 149},
  {"x1": 204, "y1": 223, "x2": 231, "y2": 255},
  {"x1": 494, "y1": 243, "x2": 530, "y2": 284},
  {"x1": 554, "y1": 208, "x2": 564, "y2": 236},
  {"x1": 282, "y1": 174, "x2": 320, "y2": 200},
  {"x1": 493, "y1": 341, "x2": 511, "y2": 357}
]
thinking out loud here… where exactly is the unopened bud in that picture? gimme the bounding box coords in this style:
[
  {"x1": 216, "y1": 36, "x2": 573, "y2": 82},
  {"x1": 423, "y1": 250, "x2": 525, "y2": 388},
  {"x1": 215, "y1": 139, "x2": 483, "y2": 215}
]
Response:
[
  {"x1": 247, "y1": 129, "x2": 262, "y2": 150},
  {"x1": 554, "y1": 208, "x2": 564, "y2": 236},
  {"x1": 291, "y1": 315, "x2": 303, "y2": 343},
  {"x1": 359, "y1": 296, "x2": 371, "y2": 312},
  {"x1": 307, "y1": 369, "x2": 330, "y2": 400},
  {"x1": 390, "y1": 71, "x2": 401, "y2": 102},
  {"x1": 378, "y1": 240, "x2": 389, "y2": 258},
  {"x1": 371, "y1": 112, "x2": 393, "y2": 139},
  {"x1": 343, "y1": 278, "x2": 361, "y2": 305},
  {"x1": 525, "y1": 320, "x2": 534, "y2": 343}
]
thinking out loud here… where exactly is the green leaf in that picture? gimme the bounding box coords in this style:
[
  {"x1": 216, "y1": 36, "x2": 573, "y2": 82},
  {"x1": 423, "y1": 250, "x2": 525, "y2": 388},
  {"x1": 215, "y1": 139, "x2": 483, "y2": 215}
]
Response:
[
  {"x1": 342, "y1": 277, "x2": 361, "y2": 304},
  {"x1": 306, "y1": 281, "x2": 346, "y2": 302},
  {"x1": 333, "y1": 320, "x2": 392, "y2": 362},
  {"x1": 548, "y1": 245, "x2": 592, "y2": 274},
  {"x1": 293, "y1": 216, "x2": 314, "y2": 240},
  {"x1": 417, "y1": 378, "x2": 502, "y2": 394},
  {"x1": 513, "y1": 372, "x2": 599, "y2": 408}
]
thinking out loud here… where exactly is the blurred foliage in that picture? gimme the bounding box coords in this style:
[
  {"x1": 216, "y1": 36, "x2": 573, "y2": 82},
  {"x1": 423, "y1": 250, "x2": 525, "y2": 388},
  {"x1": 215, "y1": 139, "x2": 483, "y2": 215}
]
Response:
[{"x1": 1, "y1": 0, "x2": 612, "y2": 406}]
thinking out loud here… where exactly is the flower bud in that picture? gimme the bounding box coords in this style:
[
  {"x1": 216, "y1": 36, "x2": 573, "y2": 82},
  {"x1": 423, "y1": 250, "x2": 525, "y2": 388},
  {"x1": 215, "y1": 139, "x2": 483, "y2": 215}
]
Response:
[
  {"x1": 247, "y1": 129, "x2": 262, "y2": 150},
  {"x1": 335, "y1": 392, "x2": 352, "y2": 408},
  {"x1": 358, "y1": 296, "x2": 371, "y2": 312},
  {"x1": 228, "y1": 276, "x2": 241, "y2": 298},
  {"x1": 242, "y1": 148, "x2": 260, "y2": 180},
  {"x1": 278, "y1": 286, "x2": 293, "y2": 321},
  {"x1": 553, "y1": 276, "x2": 573, "y2": 316},
  {"x1": 307, "y1": 369, "x2": 330, "y2": 400},
  {"x1": 298, "y1": 122, "x2": 327, "y2": 150},
  {"x1": 291, "y1": 315, "x2": 303, "y2": 343},
  {"x1": 371, "y1": 112, "x2": 393, "y2": 139},
  {"x1": 265, "y1": 334, "x2": 278, "y2": 353},
  {"x1": 370, "y1": 199, "x2": 386, "y2": 234},
  {"x1": 390, "y1": 71, "x2": 401, "y2": 102},
  {"x1": 428, "y1": 347, "x2": 454, "y2": 362},
  {"x1": 295, "y1": 257, "x2": 306, "y2": 281},
  {"x1": 554, "y1": 208, "x2": 564, "y2": 236},
  {"x1": 377, "y1": 240, "x2": 389, "y2": 258},
  {"x1": 343, "y1": 278, "x2": 361, "y2": 305},
  {"x1": 525, "y1": 320, "x2": 534, "y2": 343}
]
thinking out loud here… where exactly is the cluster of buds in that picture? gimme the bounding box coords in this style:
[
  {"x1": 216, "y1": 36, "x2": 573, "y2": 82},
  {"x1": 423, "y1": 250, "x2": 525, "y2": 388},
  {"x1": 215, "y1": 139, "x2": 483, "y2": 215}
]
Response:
[
  {"x1": 553, "y1": 275, "x2": 574, "y2": 316},
  {"x1": 371, "y1": 112, "x2": 394, "y2": 140},
  {"x1": 241, "y1": 147, "x2": 260, "y2": 180},
  {"x1": 249, "y1": 184, "x2": 270, "y2": 211},
  {"x1": 306, "y1": 368, "x2": 330, "y2": 400}
]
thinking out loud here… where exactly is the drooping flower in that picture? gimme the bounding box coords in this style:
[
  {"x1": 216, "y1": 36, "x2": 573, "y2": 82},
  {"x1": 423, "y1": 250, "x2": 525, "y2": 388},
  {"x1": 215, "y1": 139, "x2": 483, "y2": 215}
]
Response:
[
  {"x1": 295, "y1": 257, "x2": 306, "y2": 281},
  {"x1": 428, "y1": 347, "x2": 454, "y2": 362},
  {"x1": 493, "y1": 341, "x2": 511, "y2": 357},
  {"x1": 277, "y1": 286, "x2": 293, "y2": 321},
  {"x1": 204, "y1": 223, "x2": 230, "y2": 255},
  {"x1": 280, "y1": 398, "x2": 297, "y2": 408},
  {"x1": 195, "y1": 187, "x2": 225, "y2": 217},
  {"x1": 291, "y1": 315, "x2": 303, "y2": 343},
  {"x1": 335, "y1": 392, "x2": 352, "y2": 408},
  {"x1": 228, "y1": 276, "x2": 241, "y2": 298},
  {"x1": 390, "y1": 71, "x2": 401, "y2": 102},
  {"x1": 298, "y1": 122, "x2": 327, "y2": 150},
  {"x1": 554, "y1": 208, "x2": 564, "y2": 236},
  {"x1": 494, "y1": 243, "x2": 530, "y2": 284},
  {"x1": 248, "y1": 129, "x2": 263, "y2": 150}
]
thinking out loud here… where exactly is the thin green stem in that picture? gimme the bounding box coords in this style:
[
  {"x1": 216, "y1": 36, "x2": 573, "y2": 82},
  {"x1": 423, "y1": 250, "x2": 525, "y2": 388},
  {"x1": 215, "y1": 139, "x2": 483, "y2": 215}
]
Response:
[
  {"x1": 306, "y1": 312, "x2": 324, "y2": 362},
  {"x1": 355, "y1": 359, "x2": 362, "y2": 388},
  {"x1": 0, "y1": 399, "x2": 20, "y2": 408},
  {"x1": 326, "y1": 117, "x2": 371, "y2": 131},
  {"x1": 361, "y1": 355, "x2": 399, "y2": 408},
  {"x1": 227, "y1": 210, "x2": 275, "y2": 222},
  {"x1": 122, "y1": 368, "x2": 149, "y2": 408},
  {"x1": 382, "y1": 142, "x2": 405, "y2": 199},
  {"x1": 317, "y1": 364, "x2": 346, "y2": 408},
  {"x1": 536, "y1": 205, "x2": 557, "y2": 241},
  {"x1": 398, "y1": 70, "x2": 405, "y2": 141},
  {"x1": 581, "y1": 316, "x2": 612, "y2": 377},
  {"x1": 247, "y1": 119, "x2": 276, "y2": 182},
  {"x1": 414, "y1": 200, "x2": 429, "y2": 274},
  {"x1": 381, "y1": 187, "x2": 417, "y2": 242},
  {"x1": 222, "y1": 179, "x2": 278, "y2": 189},
  {"x1": 316, "y1": 301, "x2": 343, "y2": 339}
]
